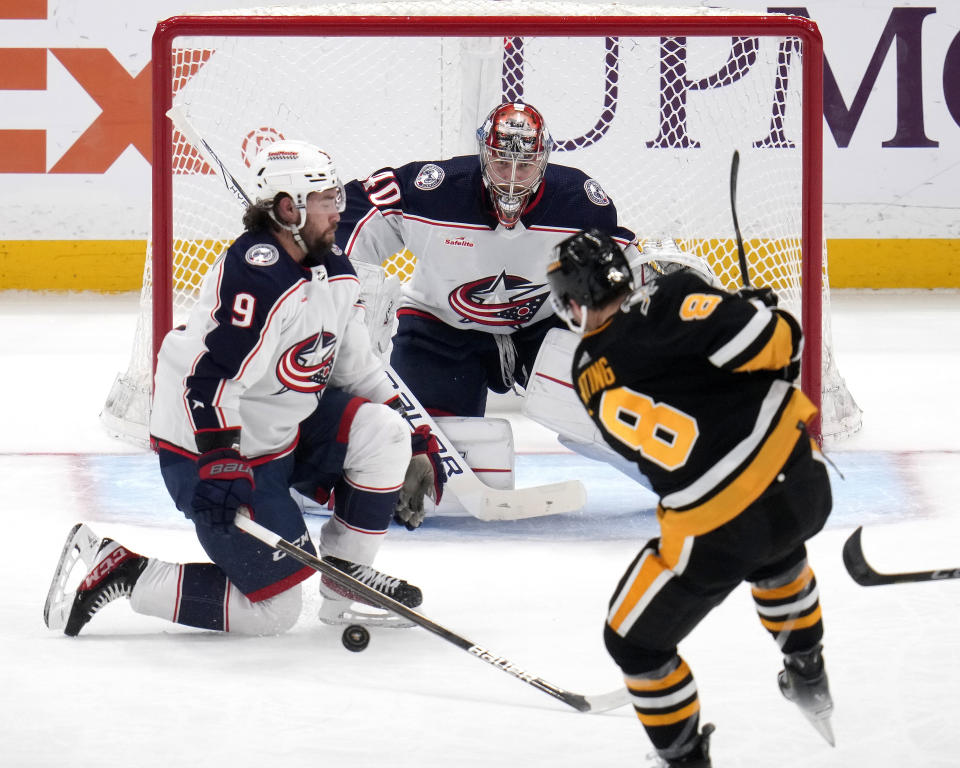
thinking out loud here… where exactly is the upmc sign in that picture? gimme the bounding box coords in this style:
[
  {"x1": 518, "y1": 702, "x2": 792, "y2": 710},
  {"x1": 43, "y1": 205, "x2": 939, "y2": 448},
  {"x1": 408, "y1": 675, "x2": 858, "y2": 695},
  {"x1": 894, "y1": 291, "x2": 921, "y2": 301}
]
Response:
[
  {"x1": 505, "y1": 6, "x2": 953, "y2": 152},
  {"x1": 779, "y1": 6, "x2": 951, "y2": 149},
  {"x1": 1, "y1": 5, "x2": 956, "y2": 171},
  {"x1": 0, "y1": 1, "x2": 957, "y2": 254}
]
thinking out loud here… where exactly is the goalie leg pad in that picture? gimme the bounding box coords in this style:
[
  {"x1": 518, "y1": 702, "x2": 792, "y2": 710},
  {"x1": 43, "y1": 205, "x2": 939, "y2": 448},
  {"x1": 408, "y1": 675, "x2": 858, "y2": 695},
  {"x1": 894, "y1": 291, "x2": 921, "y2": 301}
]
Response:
[
  {"x1": 421, "y1": 416, "x2": 517, "y2": 517},
  {"x1": 557, "y1": 434, "x2": 654, "y2": 491},
  {"x1": 435, "y1": 416, "x2": 515, "y2": 491},
  {"x1": 522, "y1": 328, "x2": 653, "y2": 490},
  {"x1": 522, "y1": 327, "x2": 600, "y2": 444}
]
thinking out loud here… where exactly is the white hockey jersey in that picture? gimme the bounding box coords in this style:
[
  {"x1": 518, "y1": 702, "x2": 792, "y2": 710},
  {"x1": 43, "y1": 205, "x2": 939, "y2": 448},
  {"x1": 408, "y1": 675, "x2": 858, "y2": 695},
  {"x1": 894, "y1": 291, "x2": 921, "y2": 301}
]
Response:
[
  {"x1": 336, "y1": 155, "x2": 636, "y2": 334},
  {"x1": 150, "y1": 230, "x2": 395, "y2": 459}
]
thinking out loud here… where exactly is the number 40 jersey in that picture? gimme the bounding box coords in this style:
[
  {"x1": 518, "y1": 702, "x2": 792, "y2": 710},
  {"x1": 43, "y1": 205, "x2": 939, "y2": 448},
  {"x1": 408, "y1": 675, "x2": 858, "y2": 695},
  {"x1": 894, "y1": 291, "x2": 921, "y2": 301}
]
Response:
[
  {"x1": 335, "y1": 155, "x2": 636, "y2": 334},
  {"x1": 571, "y1": 270, "x2": 817, "y2": 525}
]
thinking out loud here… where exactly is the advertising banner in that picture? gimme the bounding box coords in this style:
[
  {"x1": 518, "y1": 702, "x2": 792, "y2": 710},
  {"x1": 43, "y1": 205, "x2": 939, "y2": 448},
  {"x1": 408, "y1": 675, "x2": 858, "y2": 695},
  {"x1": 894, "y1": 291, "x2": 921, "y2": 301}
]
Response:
[{"x1": 0, "y1": 0, "x2": 957, "y2": 288}]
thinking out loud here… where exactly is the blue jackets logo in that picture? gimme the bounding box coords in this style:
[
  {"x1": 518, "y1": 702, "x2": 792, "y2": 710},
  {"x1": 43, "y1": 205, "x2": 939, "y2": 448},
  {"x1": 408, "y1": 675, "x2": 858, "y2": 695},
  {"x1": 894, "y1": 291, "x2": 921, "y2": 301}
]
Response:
[
  {"x1": 415, "y1": 164, "x2": 445, "y2": 190},
  {"x1": 583, "y1": 179, "x2": 610, "y2": 206},
  {"x1": 276, "y1": 332, "x2": 336, "y2": 393},
  {"x1": 448, "y1": 271, "x2": 549, "y2": 327},
  {"x1": 245, "y1": 243, "x2": 280, "y2": 266}
]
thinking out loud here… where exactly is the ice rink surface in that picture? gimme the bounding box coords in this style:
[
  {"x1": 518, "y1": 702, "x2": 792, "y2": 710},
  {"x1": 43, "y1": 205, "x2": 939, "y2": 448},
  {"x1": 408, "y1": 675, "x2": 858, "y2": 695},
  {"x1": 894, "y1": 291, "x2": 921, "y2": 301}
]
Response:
[{"x1": 1, "y1": 289, "x2": 959, "y2": 767}]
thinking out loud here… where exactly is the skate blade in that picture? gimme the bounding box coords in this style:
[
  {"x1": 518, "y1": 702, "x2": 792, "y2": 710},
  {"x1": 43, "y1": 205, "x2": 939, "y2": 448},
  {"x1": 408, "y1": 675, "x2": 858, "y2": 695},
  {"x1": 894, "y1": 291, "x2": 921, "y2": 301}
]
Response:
[
  {"x1": 802, "y1": 710, "x2": 836, "y2": 747},
  {"x1": 318, "y1": 598, "x2": 416, "y2": 629},
  {"x1": 43, "y1": 523, "x2": 101, "y2": 630}
]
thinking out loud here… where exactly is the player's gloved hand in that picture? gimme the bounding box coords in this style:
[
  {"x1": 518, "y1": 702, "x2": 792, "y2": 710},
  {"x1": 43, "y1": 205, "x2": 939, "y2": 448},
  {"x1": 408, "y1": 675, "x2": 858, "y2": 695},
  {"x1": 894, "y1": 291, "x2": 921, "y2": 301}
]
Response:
[
  {"x1": 737, "y1": 286, "x2": 778, "y2": 307},
  {"x1": 192, "y1": 448, "x2": 255, "y2": 534},
  {"x1": 395, "y1": 425, "x2": 446, "y2": 531}
]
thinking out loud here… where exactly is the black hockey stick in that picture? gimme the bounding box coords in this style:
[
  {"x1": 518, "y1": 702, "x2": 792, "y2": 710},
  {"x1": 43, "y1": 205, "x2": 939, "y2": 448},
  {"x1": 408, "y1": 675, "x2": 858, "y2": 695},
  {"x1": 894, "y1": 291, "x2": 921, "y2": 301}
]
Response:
[
  {"x1": 842, "y1": 526, "x2": 960, "y2": 586},
  {"x1": 730, "y1": 149, "x2": 751, "y2": 287},
  {"x1": 234, "y1": 513, "x2": 627, "y2": 714},
  {"x1": 167, "y1": 105, "x2": 251, "y2": 207}
]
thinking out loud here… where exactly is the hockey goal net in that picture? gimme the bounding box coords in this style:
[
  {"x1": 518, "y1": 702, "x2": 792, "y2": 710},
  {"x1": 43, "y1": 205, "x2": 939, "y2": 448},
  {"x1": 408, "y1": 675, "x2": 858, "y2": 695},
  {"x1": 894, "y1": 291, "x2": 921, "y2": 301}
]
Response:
[{"x1": 101, "y1": 0, "x2": 861, "y2": 447}]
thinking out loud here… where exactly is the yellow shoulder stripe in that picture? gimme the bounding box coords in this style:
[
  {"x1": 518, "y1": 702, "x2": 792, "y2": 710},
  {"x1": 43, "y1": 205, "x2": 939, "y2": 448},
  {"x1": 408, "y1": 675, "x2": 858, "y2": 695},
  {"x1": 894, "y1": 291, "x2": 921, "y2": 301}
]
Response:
[{"x1": 734, "y1": 315, "x2": 793, "y2": 372}]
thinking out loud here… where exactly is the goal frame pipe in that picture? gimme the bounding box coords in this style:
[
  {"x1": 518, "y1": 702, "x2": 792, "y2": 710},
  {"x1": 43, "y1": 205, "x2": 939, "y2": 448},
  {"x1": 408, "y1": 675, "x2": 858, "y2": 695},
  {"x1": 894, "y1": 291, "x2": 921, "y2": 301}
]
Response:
[{"x1": 151, "y1": 13, "x2": 824, "y2": 440}]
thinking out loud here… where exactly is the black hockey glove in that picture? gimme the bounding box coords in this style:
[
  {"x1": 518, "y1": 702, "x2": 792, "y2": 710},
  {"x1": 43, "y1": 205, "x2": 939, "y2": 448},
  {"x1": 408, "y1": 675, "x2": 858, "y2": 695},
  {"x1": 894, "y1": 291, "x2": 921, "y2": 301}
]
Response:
[
  {"x1": 395, "y1": 425, "x2": 446, "y2": 531},
  {"x1": 192, "y1": 448, "x2": 255, "y2": 534},
  {"x1": 780, "y1": 358, "x2": 801, "y2": 382},
  {"x1": 737, "y1": 286, "x2": 779, "y2": 307}
]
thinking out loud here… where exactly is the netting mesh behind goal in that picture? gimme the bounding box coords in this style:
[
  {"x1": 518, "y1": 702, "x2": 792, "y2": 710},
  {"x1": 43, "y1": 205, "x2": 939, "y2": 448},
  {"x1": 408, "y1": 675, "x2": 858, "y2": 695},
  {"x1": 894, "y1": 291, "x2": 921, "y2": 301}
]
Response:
[{"x1": 101, "y1": 2, "x2": 861, "y2": 447}]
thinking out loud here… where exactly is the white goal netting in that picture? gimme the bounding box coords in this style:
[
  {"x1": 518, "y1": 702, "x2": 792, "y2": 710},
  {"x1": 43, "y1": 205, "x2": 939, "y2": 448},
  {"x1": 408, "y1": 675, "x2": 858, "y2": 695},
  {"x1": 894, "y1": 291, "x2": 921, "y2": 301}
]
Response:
[{"x1": 101, "y1": 1, "x2": 861, "y2": 447}]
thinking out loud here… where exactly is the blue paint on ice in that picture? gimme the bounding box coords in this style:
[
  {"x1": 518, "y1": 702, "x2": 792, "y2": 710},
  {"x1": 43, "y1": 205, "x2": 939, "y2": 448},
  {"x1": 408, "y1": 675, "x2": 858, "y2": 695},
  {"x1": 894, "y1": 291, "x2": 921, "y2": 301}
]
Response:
[{"x1": 76, "y1": 449, "x2": 926, "y2": 542}]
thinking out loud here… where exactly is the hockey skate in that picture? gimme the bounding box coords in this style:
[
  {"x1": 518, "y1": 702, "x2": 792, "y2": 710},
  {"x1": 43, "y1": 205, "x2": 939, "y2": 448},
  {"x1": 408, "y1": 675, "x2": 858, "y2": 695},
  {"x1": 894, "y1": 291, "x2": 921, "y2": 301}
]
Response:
[
  {"x1": 318, "y1": 556, "x2": 422, "y2": 629},
  {"x1": 778, "y1": 645, "x2": 836, "y2": 746},
  {"x1": 44, "y1": 523, "x2": 103, "y2": 631},
  {"x1": 62, "y1": 538, "x2": 147, "y2": 637},
  {"x1": 648, "y1": 723, "x2": 715, "y2": 767}
]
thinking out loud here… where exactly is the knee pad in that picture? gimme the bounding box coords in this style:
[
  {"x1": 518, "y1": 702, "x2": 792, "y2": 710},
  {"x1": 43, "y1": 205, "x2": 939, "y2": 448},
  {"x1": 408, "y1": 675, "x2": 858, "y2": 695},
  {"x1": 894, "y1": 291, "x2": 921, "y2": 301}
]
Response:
[
  {"x1": 226, "y1": 584, "x2": 302, "y2": 635},
  {"x1": 603, "y1": 622, "x2": 676, "y2": 675},
  {"x1": 343, "y1": 403, "x2": 410, "y2": 490}
]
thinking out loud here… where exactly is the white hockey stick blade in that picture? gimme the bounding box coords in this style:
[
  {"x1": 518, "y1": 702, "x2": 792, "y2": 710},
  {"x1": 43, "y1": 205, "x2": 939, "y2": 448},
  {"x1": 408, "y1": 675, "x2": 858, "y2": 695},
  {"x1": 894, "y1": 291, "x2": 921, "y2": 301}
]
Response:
[
  {"x1": 384, "y1": 366, "x2": 587, "y2": 521},
  {"x1": 453, "y1": 472, "x2": 587, "y2": 521},
  {"x1": 43, "y1": 523, "x2": 101, "y2": 630},
  {"x1": 582, "y1": 687, "x2": 630, "y2": 714}
]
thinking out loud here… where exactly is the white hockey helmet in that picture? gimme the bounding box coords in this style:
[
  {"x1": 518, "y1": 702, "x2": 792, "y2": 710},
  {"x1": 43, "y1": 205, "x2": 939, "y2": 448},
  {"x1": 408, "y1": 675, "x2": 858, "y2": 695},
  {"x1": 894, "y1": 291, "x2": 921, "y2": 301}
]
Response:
[
  {"x1": 251, "y1": 139, "x2": 345, "y2": 230},
  {"x1": 477, "y1": 102, "x2": 552, "y2": 228}
]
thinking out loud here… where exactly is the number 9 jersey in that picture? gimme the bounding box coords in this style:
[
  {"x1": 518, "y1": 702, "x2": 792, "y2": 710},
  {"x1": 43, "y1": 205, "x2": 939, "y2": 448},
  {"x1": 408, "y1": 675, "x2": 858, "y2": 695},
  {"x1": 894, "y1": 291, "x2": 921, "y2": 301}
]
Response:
[{"x1": 572, "y1": 270, "x2": 817, "y2": 528}]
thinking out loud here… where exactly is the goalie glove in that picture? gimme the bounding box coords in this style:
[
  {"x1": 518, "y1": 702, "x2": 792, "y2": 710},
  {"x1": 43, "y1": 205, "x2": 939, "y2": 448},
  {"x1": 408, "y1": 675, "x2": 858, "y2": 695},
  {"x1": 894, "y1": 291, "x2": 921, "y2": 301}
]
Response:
[{"x1": 394, "y1": 425, "x2": 446, "y2": 531}]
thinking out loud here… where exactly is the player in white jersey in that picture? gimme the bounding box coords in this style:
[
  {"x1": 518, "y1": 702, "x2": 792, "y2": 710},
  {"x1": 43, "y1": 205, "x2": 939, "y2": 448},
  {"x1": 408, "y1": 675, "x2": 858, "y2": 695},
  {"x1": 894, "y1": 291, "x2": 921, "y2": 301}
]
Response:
[
  {"x1": 46, "y1": 141, "x2": 444, "y2": 637},
  {"x1": 337, "y1": 102, "x2": 637, "y2": 419}
]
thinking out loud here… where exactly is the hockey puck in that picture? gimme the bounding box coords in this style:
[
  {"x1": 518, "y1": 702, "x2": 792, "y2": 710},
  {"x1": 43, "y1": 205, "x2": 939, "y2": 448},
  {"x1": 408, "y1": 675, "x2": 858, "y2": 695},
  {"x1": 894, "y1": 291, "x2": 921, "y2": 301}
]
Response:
[{"x1": 342, "y1": 624, "x2": 370, "y2": 652}]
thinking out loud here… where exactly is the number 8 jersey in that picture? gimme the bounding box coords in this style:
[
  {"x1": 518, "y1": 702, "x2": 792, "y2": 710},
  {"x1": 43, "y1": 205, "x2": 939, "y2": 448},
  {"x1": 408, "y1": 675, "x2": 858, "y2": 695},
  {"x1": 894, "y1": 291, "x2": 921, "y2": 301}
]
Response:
[{"x1": 572, "y1": 270, "x2": 817, "y2": 528}]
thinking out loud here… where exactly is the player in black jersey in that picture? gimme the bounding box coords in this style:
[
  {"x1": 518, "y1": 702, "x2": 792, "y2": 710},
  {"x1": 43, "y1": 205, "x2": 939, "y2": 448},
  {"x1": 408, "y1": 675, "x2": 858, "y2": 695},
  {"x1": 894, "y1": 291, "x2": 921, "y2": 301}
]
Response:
[{"x1": 547, "y1": 230, "x2": 835, "y2": 766}]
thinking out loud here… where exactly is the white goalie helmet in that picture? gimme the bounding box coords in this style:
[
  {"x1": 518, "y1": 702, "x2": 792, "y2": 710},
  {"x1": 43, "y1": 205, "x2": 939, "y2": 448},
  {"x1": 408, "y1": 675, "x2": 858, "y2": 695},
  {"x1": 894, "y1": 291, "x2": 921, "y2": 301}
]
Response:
[
  {"x1": 477, "y1": 102, "x2": 552, "y2": 228},
  {"x1": 251, "y1": 139, "x2": 346, "y2": 230}
]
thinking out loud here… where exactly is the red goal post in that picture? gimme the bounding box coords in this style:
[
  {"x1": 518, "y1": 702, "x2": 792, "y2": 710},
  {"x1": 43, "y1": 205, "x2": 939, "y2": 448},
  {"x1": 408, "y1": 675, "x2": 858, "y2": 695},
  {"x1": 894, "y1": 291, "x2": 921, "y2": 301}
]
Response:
[{"x1": 101, "y1": 2, "x2": 861, "y2": 446}]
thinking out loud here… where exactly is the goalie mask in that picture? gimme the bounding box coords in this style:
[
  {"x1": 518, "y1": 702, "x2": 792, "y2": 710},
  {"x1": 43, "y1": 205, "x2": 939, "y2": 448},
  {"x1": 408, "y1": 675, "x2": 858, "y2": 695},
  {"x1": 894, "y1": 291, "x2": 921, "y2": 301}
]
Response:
[
  {"x1": 251, "y1": 139, "x2": 346, "y2": 232},
  {"x1": 477, "y1": 102, "x2": 552, "y2": 228},
  {"x1": 547, "y1": 229, "x2": 633, "y2": 334}
]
